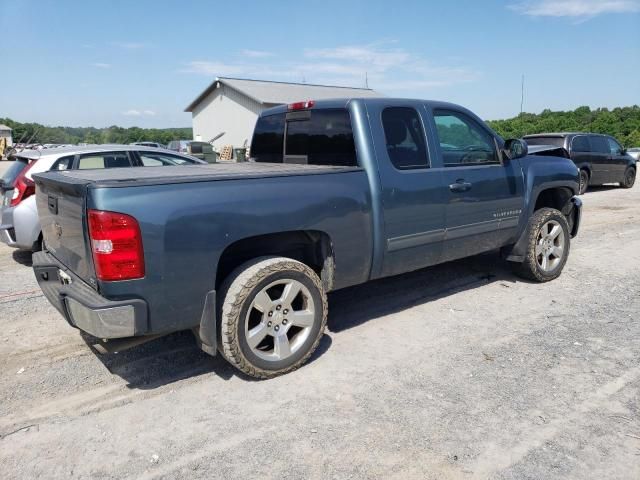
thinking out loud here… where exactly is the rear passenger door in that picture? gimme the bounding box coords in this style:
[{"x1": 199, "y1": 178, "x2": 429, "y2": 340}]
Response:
[
  {"x1": 429, "y1": 108, "x2": 525, "y2": 262},
  {"x1": 569, "y1": 135, "x2": 594, "y2": 180},
  {"x1": 367, "y1": 102, "x2": 447, "y2": 277}
]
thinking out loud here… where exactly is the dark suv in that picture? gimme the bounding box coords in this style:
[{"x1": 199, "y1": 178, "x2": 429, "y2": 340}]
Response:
[{"x1": 524, "y1": 133, "x2": 636, "y2": 194}]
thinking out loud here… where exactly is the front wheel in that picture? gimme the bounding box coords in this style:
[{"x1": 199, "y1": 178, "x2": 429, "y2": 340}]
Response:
[
  {"x1": 218, "y1": 257, "x2": 327, "y2": 379},
  {"x1": 512, "y1": 208, "x2": 571, "y2": 282},
  {"x1": 621, "y1": 167, "x2": 636, "y2": 189}
]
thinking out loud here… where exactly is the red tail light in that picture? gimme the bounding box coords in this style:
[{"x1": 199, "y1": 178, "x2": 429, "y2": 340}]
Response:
[
  {"x1": 287, "y1": 100, "x2": 315, "y2": 111},
  {"x1": 10, "y1": 162, "x2": 36, "y2": 207},
  {"x1": 88, "y1": 210, "x2": 145, "y2": 281}
]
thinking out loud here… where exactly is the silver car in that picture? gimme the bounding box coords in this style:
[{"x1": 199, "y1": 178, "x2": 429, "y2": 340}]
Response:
[
  {"x1": 627, "y1": 147, "x2": 640, "y2": 161},
  {"x1": 0, "y1": 145, "x2": 205, "y2": 251}
]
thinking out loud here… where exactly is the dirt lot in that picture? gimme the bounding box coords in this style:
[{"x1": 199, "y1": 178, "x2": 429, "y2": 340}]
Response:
[{"x1": 0, "y1": 161, "x2": 638, "y2": 480}]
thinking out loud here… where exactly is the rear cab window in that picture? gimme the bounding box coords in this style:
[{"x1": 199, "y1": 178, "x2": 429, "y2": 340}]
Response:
[{"x1": 251, "y1": 108, "x2": 357, "y2": 167}]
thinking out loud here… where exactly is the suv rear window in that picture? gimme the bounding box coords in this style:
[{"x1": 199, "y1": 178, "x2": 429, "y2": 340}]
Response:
[
  {"x1": 251, "y1": 109, "x2": 357, "y2": 167},
  {"x1": 524, "y1": 136, "x2": 565, "y2": 148},
  {"x1": 1, "y1": 157, "x2": 31, "y2": 188}
]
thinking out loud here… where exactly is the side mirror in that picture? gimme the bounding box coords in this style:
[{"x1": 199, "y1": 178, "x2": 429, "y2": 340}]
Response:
[{"x1": 503, "y1": 138, "x2": 528, "y2": 161}]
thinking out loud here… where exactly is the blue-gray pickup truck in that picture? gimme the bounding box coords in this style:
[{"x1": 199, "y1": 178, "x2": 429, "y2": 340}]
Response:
[{"x1": 32, "y1": 98, "x2": 582, "y2": 378}]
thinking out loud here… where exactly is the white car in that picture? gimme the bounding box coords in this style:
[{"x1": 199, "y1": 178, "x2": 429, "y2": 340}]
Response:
[
  {"x1": 1, "y1": 145, "x2": 205, "y2": 251},
  {"x1": 627, "y1": 147, "x2": 640, "y2": 161}
]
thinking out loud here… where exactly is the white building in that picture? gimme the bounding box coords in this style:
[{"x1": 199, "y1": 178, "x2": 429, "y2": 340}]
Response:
[
  {"x1": 0, "y1": 124, "x2": 13, "y2": 147},
  {"x1": 184, "y1": 77, "x2": 382, "y2": 149}
]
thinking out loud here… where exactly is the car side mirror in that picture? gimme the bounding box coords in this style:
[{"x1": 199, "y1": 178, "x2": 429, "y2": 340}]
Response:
[{"x1": 502, "y1": 138, "x2": 528, "y2": 161}]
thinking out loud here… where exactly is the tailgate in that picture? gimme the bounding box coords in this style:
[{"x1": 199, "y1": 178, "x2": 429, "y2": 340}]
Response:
[{"x1": 33, "y1": 171, "x2": 95, "y2": 285}]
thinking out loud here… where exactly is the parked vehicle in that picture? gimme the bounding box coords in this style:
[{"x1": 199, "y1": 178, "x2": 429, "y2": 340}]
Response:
[
  {"x1": 130, "y1": 141, "x2": 165, "y2": 148},
  {"x1": 627, "y1": 147, "x2": 640, "y2": 161},
  {"x1": 524, "y1": 133, "x2": 636, "y2": 194},
  {"x1": 1, "y1": 145, "x2": 204, "y2": 251},
  {"x1": 167, "y1": 140, "x2": 217, "y2": 163},
  {"x1": 32, "y1": 98, "x2": 582, "y2": 379}
]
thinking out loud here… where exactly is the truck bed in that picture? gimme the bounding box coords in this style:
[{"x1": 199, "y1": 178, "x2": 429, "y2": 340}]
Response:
[{"x1": 38, "y1": 162, "x2": 361, "y2": 188}]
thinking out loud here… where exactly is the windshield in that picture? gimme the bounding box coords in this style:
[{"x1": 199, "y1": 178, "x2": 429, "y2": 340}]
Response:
[{"x1": 1, "y1": 157, "x2": 31, "y2": 188}]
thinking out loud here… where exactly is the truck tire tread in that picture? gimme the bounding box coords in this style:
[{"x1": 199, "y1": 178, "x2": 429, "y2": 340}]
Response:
[{"x1": 218, "y1": 256, "x2": 327, "y2": 379}]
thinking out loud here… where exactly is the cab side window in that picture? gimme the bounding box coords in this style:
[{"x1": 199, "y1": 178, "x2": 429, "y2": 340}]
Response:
[
  {"x1": 590, "y1": 136, "x2": 610, "y2": 154},
  {"x1": 381, "y1": 107, "x2": 429, "y2": 170},
  {"x1": 607, "y1": 137, "x2": 623, "y2": 155},
  {"x1": 433, "y1": 110, "x2": 498, "y2": 166}
]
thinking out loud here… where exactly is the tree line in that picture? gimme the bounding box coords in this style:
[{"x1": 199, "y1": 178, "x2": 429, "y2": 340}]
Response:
[
  {"x1": 487, "y1": 105, "x2": 640, "y2": 147},
  {"x1": 0, "y1": 118, "x2": 192, "y2": 146}
]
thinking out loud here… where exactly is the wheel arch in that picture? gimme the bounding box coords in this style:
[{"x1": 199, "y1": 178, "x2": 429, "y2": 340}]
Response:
[{"x1": 215, "y1": 230, "x2": 335, "y2": 293}]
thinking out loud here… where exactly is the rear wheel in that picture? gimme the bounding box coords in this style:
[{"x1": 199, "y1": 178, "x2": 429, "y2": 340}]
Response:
[
  {"x1": 578, "y1": 169, "x2": 589, "y2": 195},
  {"x1": 513, "y1": 208, "x2": 570, "y2": 282},
  {"x1": 218, "y1": 257, "x2": 327, "y2": 379},
  {"x1": 621, "y1": 167, "x2": 636, "y2": 189}
]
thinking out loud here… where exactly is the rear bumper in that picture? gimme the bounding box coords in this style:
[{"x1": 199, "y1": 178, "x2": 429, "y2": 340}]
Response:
[{"x1": 32, "y1": 250, "x2": 148, "y2": 339}]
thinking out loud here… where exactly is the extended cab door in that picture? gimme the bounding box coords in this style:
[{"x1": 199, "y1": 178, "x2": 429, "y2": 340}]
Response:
[
  {"x1": 367, "y1": 102, "x2": 447, "y2": 277},
  {"x1": 427, "y1": 107, "x2": 525, "y2": 262}
]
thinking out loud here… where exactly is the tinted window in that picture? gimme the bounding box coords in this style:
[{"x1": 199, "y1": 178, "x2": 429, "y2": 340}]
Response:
[
  {"x1": 524, "y1": 136, "x2": 565, "y2": 148},
  {"x1": 607, "y1": 137, "x2": 623, "y2": 155},
  {"x1": 571, "y1": 136, "x2": 590, "y2": 153},
  {"x1": 381, "y1": 107, "x2": 429, "y2": 170},
  {"x1": 51, "y1": 155, "x2": 74, "y2": 171},
  {"x1": 434, "y1": 110, "x2": 497, "y2": 166},
  {"x1": 590, "y1": 136, "x2": 610, "y2": 154},
  {"x1": 253, "y1": 109, "x2": 357, "y2": 166},
  {"x1": 1, "y1": 157, "x2": 30, "y2": 187},
  {"x1": 78, "y1": 152, "x2": 132, "y2": 169},
  {"x1": 285, "y1": 109, "x2": 356, "y2": 166},
  {"x1": 138, "y1": 152, "x2": 198, "y2": 166},
  {"x1": 251, "y1": 114, "x2": 285, "y2": 163}
]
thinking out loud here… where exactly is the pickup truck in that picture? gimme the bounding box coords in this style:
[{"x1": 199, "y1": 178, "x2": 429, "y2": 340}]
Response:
[{"x1": 31, "y1": 98, "x2": 582, "y2": 379}]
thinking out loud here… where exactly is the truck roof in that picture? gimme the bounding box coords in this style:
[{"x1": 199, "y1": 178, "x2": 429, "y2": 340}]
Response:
[{"x1": 259, "y1": 97, "x2": 470, "y2": 117}]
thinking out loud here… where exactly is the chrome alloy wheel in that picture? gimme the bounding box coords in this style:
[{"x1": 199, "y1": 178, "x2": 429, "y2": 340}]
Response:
[
  {"x1": 535, "y1": 219, "x2": 565, "y2": 273},
  {"x1": 244, "y1": 279, "x2": 315, "y2": 361}
]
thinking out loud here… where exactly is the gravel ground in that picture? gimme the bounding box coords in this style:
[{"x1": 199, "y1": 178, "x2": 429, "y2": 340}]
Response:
[{"x1": 0, "y1": 160, "x2": 638, "y2": 479}]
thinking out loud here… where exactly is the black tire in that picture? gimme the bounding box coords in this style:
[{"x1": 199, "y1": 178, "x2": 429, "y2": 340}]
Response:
[
  {"x1": 512, "y1": 208, "x2": 571, "y2": 282},
  {"x1": 621, "y1": 167, "x2": 636, "y2": 189},
  {"x1": 578, "y1": 169, "x2": 589, "y2": 195},
  {"x1": 218, "y1": 256, "x2": 327, "y2": 379}
]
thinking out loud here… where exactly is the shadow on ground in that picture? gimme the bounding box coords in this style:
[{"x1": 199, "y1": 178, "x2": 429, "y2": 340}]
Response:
[
  {"x1": 83, "y1": 250, "x2": 524, "y2": 389},
  {"x1": 12, "y1": 250, "x2": 33, "y2": 266}
]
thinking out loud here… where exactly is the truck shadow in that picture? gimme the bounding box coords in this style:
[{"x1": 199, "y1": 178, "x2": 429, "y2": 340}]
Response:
[
  {"x1": 89, "y1": 250, "x2": 525, "y2": 388},
  {"x1": 327, "y1": 250, "x2": 525, "y2": 334}
]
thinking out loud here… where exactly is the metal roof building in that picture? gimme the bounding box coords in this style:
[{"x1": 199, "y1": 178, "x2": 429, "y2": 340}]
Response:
[
  {"x1": 0, "y1": 124, "x2": 12, "y2": 148},
  {"x1": 184, "y1": 77, "x2": 382, "y2": 150}
]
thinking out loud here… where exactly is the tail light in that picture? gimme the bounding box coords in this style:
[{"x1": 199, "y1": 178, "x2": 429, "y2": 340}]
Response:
[
  {"x1": 88, "y1": 209, "x2": 145, "y2": 281},
  {"x1": 287, "y1": 100, "x2": 315, "y2": 111},
  {"x1": 10, "y1": 162, "x2": 36, "y2": 207}
]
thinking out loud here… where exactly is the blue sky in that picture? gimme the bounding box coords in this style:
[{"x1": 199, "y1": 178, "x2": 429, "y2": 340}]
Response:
[{"x1": 1, "y1": 0, "x2": 639, "y2": 127}]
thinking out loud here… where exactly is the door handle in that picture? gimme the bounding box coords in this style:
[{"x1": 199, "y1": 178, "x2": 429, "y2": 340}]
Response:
[{"x1": 449, "y1": 180, "x2": 472, "y2": 192}]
